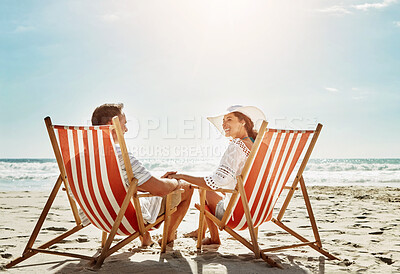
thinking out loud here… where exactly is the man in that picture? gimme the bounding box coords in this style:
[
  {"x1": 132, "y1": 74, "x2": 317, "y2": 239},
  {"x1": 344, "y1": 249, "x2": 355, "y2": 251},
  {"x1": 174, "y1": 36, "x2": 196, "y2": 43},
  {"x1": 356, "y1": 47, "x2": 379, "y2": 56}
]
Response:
[{"x1": 91, "y1": 103, "x2": 193, "y2": 246}]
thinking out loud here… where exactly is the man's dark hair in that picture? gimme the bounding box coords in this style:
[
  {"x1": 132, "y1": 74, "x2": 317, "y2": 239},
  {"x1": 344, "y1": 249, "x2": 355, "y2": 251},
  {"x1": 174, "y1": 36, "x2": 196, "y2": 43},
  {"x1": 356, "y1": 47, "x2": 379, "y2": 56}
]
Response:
[{"x1": 91, "y1": 103, "x2": 124, "y2": 126}]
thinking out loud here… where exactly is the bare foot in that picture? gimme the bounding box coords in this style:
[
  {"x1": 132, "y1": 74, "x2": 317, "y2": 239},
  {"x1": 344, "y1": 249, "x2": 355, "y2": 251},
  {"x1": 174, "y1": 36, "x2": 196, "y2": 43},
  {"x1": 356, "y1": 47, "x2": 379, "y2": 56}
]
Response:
[
  {"x1": 158, "y1": 238, "x2": 174, "y2": 247},
  {"x1": 140, "y1": 232, "x2": 155, "y2": 247},
  {"x1": 183, "y1": 230, "x2": 198, "y2": 238},
  {"x1": 158, "y1": 230, "x2": 177, "y2": 247},
  {"x1": 202, "y1": 237, "x2": 221, "y2": 245}
]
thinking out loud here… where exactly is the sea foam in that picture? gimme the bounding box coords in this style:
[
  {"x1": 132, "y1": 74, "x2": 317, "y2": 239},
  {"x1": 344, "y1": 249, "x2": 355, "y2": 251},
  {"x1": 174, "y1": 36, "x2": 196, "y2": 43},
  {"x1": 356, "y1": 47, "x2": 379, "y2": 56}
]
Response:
[{"x1": 1, "y1": 158, "x2": 399, "y2": 191}]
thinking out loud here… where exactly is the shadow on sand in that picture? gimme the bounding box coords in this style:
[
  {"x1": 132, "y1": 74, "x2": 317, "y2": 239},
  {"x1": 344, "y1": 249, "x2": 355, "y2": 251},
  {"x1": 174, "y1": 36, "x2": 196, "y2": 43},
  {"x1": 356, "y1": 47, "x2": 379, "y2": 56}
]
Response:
[{"x1": 7, "y1": 247, "x2": 327, "y2": 273}]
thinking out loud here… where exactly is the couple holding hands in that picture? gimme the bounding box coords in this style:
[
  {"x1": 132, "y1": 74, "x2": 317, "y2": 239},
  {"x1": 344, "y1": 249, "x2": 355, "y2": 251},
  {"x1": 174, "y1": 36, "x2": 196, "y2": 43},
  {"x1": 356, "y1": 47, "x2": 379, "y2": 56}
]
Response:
[{"x1": 91, "y1": 103, "x2": 266, "y2": 247}]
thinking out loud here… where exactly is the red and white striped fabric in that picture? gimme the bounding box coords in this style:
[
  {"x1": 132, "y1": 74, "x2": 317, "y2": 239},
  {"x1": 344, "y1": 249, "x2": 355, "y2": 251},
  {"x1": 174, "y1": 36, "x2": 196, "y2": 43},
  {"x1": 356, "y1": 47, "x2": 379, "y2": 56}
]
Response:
[
  {"x1": 53, "y1": 125, "x2": 139, "y2": 236},
  {"x1": 227, "y1": 128, "x2": 314, "y2": 231}
]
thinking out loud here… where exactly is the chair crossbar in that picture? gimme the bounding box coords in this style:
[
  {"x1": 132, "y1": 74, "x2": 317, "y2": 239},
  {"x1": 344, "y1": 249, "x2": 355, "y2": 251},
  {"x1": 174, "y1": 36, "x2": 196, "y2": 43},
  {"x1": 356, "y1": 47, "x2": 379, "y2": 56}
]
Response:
[
  {"x1": 194, "y1": 203, "x2": 224, "y2": 229},
  {"x1": 191, "y1": 185, "x2": 238, "y2": 193},
  {"x1": 283, "y1": 186, "x2": 298, "y2": 190},
  {"x1": 6, "y1": 224, "x2": 84, "y2": 269},
  {"x1": 266, "y1": 128, "x2": 315, "y2": 134},
  {"x1": 29, "y1": 248, "x2": 95, "y2": 261},
  {"x1": 272, "y1": 218, "x2": 339, "y2": 260},
  {"x1": 105, "y1": 207, "x2": 177, "y2": 257},
  {"x1": 53, "y1": 125, "x2": 112, "y2": 131},
  {"x1": 261, "y1": 241, "x2": 317, "y2": 252}
]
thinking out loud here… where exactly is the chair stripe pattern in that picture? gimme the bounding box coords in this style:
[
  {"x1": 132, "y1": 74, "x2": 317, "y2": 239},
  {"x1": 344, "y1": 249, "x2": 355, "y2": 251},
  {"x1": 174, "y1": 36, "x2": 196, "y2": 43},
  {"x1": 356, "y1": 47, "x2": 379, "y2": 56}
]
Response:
[
  {"x1": 227, "y1": 129, "x2": 314, "y2": 230},
  {"x1": 53, "y1": 125, "x2": 139, "y2": 236}
]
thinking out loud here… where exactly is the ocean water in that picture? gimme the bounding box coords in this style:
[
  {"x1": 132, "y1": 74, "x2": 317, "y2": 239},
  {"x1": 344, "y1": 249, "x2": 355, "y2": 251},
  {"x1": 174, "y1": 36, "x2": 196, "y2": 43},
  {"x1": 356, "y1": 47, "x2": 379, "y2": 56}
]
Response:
[{"x1": 0, "y1": 158, "x2": 399, "y2": 191}]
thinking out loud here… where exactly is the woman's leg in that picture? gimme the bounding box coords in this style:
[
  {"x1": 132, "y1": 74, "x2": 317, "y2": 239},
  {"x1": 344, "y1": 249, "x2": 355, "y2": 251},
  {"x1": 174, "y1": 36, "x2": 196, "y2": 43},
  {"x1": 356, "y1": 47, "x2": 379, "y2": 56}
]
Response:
[
  {"x1": 184, "y1": 218, "x2": 206, "y2": 238},
  {"x1": 202, "y1": 191, "x2": 223, "y2": 245}
]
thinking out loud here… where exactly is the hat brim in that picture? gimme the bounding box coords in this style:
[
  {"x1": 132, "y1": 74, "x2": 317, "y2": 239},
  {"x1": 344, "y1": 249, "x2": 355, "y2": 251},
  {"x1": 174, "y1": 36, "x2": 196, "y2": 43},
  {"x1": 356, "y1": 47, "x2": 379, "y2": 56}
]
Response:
[{"x1": 207, "y1": 106, "x2": 266, "y2": 135}]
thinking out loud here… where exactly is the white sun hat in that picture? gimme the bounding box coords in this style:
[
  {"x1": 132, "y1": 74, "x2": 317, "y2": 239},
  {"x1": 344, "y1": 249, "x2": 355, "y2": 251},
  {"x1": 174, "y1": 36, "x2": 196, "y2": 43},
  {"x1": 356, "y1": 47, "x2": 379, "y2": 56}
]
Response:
[{"x1": 207, "y1": 105, "x2": 266, "y2": 135}]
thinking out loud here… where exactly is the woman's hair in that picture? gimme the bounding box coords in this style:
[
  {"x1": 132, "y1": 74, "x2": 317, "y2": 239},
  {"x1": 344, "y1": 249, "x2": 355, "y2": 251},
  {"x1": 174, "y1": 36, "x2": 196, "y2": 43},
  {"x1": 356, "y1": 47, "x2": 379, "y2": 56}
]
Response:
[
  {"x1": 91, "y1": 103, "x2": 124, "y2": 126},
  {"x1": 231, "y1": 111, "x2": 258, "y2": 140}
]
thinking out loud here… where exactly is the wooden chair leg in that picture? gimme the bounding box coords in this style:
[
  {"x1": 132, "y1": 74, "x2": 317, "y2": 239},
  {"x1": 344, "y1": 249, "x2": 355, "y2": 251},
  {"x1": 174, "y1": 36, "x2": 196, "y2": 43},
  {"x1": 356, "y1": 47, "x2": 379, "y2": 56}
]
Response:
[
  {"x1": 224, "y1": 226, "x2": 282, "y2": 268},
  {"x1": 197, "y1": 189, "x2": 206, "y2": 250},
  {"x1": 272, "y1": 219, "x2": 339, "y2": 260},
  {"x1": 101, "y1": 231, "x2": 107, "y2": 248},
  {"x1": 299, "y1": 176, "x2": 322, "y2": 247},
  {"x1": 6, "y1": 176, "x2": 64, "y2": 269},
  {"x1": 161, "y1": 193, "x2": 172, "y2": 253},
  {"x1": 237, "y1": 179, "x2": 260, "y2": 259},
  {"x1": 23, "y1": 175, "x2": 64, "y2": 254},
  {"x1": 6, "y1": 224, "x2": 84, "y2": 268}
]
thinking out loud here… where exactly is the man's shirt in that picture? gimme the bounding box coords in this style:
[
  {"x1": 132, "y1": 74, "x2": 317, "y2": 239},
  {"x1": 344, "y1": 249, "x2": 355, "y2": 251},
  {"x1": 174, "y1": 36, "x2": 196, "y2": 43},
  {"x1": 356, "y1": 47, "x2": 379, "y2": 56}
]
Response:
[{"x1": 114, "y1": 144, "x2": 162, "y2": 224}]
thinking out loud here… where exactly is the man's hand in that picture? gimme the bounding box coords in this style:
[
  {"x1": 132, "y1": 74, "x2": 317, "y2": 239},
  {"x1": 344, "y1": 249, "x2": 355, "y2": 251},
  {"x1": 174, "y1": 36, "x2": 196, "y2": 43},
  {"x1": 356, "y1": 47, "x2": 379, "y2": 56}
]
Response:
[
  {"x1": 161, "y1": 171, "x2": 177, "y2": 178},
  {"x1": 179, "y1": 181, "x2": 192, "y2": 191},
  {"x1": 167, "y1": 173, "x2": 183, "y2": 180}
]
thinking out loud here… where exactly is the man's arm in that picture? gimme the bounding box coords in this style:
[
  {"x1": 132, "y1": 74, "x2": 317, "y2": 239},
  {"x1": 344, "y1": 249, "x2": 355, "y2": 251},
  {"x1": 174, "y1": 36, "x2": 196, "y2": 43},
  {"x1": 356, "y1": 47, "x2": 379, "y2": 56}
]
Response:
[{"x1": 137, "y1": 176, "x2": 179, "y2": 197}]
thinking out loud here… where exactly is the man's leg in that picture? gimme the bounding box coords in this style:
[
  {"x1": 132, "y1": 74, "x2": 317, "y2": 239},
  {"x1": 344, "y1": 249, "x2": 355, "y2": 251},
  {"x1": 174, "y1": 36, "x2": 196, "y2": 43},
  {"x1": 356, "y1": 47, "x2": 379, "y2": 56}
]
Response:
[
  {"x1": 140, "y1": 231, "x2": 154, "y2": 247},
  {"x1": 165, "y1": 186, "x2": 194, "y2": 243}
]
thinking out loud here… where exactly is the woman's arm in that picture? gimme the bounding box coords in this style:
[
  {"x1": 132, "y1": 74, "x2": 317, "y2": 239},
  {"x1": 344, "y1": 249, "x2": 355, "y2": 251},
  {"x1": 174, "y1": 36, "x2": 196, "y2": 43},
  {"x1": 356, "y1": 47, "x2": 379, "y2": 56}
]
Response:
[{"x1": 167, "y1": 173, "x2": 213, "y2": 191}]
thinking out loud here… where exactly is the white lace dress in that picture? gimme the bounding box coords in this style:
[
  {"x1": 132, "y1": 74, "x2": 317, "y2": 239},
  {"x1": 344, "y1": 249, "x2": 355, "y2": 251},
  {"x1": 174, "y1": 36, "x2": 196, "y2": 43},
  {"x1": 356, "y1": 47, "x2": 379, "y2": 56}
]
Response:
[{"x1": 204, "y1": 138, "x2": 251, "y2": 208}]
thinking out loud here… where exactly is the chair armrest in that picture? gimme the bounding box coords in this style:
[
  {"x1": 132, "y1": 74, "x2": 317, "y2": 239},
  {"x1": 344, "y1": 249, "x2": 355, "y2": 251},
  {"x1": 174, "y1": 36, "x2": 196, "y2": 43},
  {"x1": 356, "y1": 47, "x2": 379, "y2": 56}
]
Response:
[
  {"x1": 190, "y1": 185, "x2": 238, "y2": 194},
  {"x1": 170, "y1": 189, "x2": 185, "y2": 195},
  {"x1": 137, "y1": 189, "x2": 184, "y2": 198},
  {"x1": 283, "y1": 186, "x2": 299, "y2": 190}
]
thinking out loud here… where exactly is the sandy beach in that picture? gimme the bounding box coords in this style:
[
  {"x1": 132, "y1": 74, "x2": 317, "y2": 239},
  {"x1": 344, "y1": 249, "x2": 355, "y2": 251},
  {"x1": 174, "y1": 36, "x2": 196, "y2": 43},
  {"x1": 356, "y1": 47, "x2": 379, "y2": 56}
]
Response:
[{"x1": 1, "y1": 186, "x2": 399, "y2": 273}]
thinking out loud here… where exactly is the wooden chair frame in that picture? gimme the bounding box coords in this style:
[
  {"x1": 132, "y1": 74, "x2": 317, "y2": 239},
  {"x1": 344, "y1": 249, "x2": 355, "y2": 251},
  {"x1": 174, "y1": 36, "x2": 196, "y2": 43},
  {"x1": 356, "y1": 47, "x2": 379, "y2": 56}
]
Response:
[
  {"x1": 195, "y1": 121, "x2": 339, "y2": 268},
  {"x1": 6, "y1": 116, "x2": 181, "y2": 269}
]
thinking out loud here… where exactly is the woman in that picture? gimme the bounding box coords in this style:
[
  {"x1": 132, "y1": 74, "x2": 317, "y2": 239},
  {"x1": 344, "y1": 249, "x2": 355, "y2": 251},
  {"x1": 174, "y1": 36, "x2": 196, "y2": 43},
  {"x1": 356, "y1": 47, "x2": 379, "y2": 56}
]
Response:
[{"x1": 164, "y1": 105, "x2": 265, "y2": 245}]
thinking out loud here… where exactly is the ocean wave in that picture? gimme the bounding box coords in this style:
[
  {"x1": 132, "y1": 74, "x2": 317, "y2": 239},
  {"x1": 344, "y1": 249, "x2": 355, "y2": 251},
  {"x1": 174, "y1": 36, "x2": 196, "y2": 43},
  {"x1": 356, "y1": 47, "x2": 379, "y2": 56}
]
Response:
[
  {"x1": 305, "y1": 161, "x2": 400, "y2": 172},
  {"x1": 1, "y1": 158, "x2": 400, "y2": 190},
  {"x1": 0, "y1": 161, "x2": 59, "y2": 182}
]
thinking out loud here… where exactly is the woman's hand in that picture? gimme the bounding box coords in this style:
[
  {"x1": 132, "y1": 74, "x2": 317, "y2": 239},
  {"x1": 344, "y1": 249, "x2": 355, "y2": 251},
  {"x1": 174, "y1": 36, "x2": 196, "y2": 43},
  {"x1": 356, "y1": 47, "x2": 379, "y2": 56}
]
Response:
[
  {"x1": 162, "y1": 171, "x2": 185, "y2": 181},
  {"x1": 167, "y1": 173, "x2": 183, "y2": 180},
  {"x1": 161, "y1": 172, "x2": 192, "y2": 190},
  {"x1": 161, "y1": 171, "x2": 177, "y2": 179}
]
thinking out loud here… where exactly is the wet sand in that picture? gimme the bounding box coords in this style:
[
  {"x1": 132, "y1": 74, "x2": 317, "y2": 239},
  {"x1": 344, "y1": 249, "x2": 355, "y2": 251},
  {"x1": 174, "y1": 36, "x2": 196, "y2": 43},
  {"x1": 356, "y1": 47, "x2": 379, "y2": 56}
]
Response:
[{"x1": 1, "y1": 186, "x2": 399, "y2": 273}]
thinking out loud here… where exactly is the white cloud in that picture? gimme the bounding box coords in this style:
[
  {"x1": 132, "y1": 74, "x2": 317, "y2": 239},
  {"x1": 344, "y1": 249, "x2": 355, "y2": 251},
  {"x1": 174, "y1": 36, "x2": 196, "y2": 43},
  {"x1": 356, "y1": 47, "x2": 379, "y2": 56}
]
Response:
[
  {"x1": 14, "y1": 25, "x2": 35, "y2": 33},
  {"x1": 394, "y1": 21, "x2": 400, "y2": 27},
  {"x1": 325, "y1": 87, "x2": 339, "y2": 92},
  {"x1": 101, "y1": 14, "x2": 120, "y2": 22},
  {"x1": 353, "y1": 0, "x2": 397, "y2": 11},
  {"x1": 315, "y1": 5, "x2": 352, "y2": 15}
]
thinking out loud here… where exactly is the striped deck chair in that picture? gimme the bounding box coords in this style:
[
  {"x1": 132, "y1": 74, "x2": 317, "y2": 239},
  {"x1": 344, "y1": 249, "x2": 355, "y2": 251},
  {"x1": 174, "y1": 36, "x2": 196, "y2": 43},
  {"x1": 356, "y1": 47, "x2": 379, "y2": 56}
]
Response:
[
  {"x1": 195, "y1": 121, "x2": 338, "y2": 268},
  {"x1": 6, "y1": 116, "x2": 181, "y2": 269}
]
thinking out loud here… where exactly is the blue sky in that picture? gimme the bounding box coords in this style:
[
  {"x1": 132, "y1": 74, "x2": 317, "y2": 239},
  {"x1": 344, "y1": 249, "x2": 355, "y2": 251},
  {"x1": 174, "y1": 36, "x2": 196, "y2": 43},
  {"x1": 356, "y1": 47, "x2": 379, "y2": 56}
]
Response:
[{"x1": 0, "y1": 0, "x2": 399, "y2": 158}]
